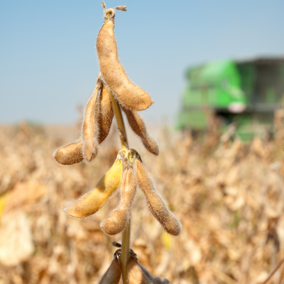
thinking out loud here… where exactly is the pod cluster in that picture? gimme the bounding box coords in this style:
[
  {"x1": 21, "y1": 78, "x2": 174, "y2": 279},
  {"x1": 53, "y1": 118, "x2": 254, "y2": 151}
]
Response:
[
  {"x1": 65, "y1": 149, "x2": 181, "y2": 236},
  {"x1": 53, "y1": 0, "x2": 180, "y2": 236},
  {"x1": 99, "y1": 249, "x2": 170, "y2": 284},
  {"x1": 53, "y1": 2, "x2": 158, "y2": 165},
  {"x1": 53, "y1": 2, "x2": 180, "y2": 282}
]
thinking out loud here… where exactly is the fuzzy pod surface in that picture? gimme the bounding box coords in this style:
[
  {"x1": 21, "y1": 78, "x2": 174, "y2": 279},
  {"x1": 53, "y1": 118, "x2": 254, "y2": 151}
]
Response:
[
  {"x1": 96, "y1": 19, "x2": 153, "y2": 111},
  {"x1": 122, "y1": 106, "x2": 159, "y2": 155},
  {"x1": 138, "y1": 262, "x2": 170, "y2": 284},
  {"x1": 82, "y1": 79, "x2": 101, "y2": 162},
  {"x1": 128, "y1": 256, "x2": 151, "y2": 284},
  {"x1": 53, "y1": 140, "x2": 84, "y2": 165},
  {"x1": 135, "y1": 159, "x2": 181, "y2": 236},
  {"x1": 64, "y1": 158, "x2": 123, "y2": 218},
  {"x1": 98, "y1": 257, "x2": 121, "y2": 284},
  {"x1": 127, "y1": 255, "x2": 170, "y2": 284},
  {"x1": 98, "y1": 84, "x2": 114, "y2": 144},
  {"x1": 101, "y1": 167, "x2": 137, "y2": 235}
]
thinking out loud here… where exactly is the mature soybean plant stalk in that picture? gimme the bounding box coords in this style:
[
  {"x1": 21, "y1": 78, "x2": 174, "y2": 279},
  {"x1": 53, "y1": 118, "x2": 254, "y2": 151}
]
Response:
[{"x1": 53, "y1": 2, "x2": 181, "y2": 283}]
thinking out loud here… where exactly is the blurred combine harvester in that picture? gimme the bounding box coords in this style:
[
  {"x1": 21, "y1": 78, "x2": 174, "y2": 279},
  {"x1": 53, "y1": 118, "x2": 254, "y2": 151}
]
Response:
[{"x1": 176, "y1": 57, "x2": 284, "y2": 140}]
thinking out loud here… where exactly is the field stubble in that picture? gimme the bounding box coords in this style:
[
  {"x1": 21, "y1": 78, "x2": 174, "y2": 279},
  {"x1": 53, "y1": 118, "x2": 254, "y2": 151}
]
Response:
[{"x1": 0, "y1": 122, "x2": 284, "y2": 284}]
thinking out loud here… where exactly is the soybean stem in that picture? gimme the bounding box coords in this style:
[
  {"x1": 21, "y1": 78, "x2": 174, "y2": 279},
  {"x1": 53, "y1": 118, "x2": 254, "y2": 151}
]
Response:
[
  {"x1": 121, "y1": 218, "x2": 131, "y2": 284},
  {"x1": 262, "y1": 256, "x2": 284, "y2": 284},
  {"x1": 110, "y1": 91, "x2": 128, "y2": 149},
  {"x1": 110, "y1": 90, "x2": 130, "y2": 283}
]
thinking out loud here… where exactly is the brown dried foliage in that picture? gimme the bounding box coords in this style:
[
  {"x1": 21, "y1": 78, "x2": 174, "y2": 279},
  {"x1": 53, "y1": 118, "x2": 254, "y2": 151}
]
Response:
[{"x1": 3, "y1": 119, "x2": 284, "y2": 283}]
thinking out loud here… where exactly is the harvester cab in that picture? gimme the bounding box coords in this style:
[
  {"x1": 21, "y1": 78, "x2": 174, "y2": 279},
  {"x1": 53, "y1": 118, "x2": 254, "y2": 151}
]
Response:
[{"x1": 176, "y1": 57, "x2": 284, "y2": 140}]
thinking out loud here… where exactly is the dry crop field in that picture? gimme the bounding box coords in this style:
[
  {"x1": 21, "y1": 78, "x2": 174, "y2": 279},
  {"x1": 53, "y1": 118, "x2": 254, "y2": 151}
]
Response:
[{"x1": 1, "y1": 122, "x2": 284, "y2": 284}]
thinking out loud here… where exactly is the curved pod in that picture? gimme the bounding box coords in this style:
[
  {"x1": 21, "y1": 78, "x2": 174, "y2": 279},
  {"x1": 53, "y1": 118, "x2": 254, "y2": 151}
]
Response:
[
  {"x1": 82, "y1": 79, "x2": 102, "y2": 162},
  {"x1": 98, "y1": 84, "x2": 114, "y2": 144},
  {"x1": 98, "y1": 257, "x2": 121, "y2": 284},
  {"x1": 101, "y1": 167, "x2": 137, "y2": 235},
  {"x1": 96, "y1": 20, "x2": 153, "y2": 111},
  {"x1": 128, "y1": 256, "x2": 170, "y2": 284},
  {"x1": 138, "y1": 262, "x2": 170, "y2": 284},
  {"x1": 64, "y1": 158, "x2": 123, "y2": 218},
  {"x1": 135, "y1": 159, "x2": 181, "y2": 236},
  {"x1": 122, "y1": 106, "x2": 159, "y2": 155},
  {"x1": 53, "y1": 140, "x2": 83, "y2": 165}
]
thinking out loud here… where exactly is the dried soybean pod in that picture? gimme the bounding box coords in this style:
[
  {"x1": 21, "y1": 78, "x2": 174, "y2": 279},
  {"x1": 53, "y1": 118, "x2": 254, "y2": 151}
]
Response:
[
  {"x1": 138, "y1": 263, "x2": 170, "y2": 284},
  {"x1": 128, "y1": 256, "x2": 151, "y2": 284},
  {"x1": 135, "y1": 159, "x2": 181, "y2": 236},
  {"x1": 101, "y1": 167, "x2": 137, "y2": 235},
  {"x1": 54, "y1": 85, "x2": 113, "y2": 166},
  {"x1": 122, "y1": 106, "x2": 159, "y2": 155},
  {"x1": 53, "y1": 140, "x2": 83, "y2": 165},
  {"x1": 98, "y1": 84, "x2": 114, "y2": 144},
  {"x1": 96, "y1": 19, "x2": 154, "y2": 111},
  {"x1": 64, "y1": 157, "x2": 123, "y2": 218},
  {"x1": 82, "y1": 77, "x2": 102, "y2": 162},
  {"x1": 98, "y1": 256, "x2": 121, "y2": 284}
]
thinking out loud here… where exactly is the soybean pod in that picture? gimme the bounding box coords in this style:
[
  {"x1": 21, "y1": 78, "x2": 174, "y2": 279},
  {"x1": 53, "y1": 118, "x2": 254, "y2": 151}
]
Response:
[
  {"x1": 122, "y1": 106, "x2": 159, "y2": 156},
  {"x1": 53, "y1": 140, "x2": 83, "y2": 165},
  {"x1": 101, "y1": 166, "x2": 137, "y2": 235},
  {"x1": 64, "y1": 157, "x2": 123, "y2": 218},
  {"x1": 135, "y1": 159, "x2": 181, "y2": 236},
  {"x1": 82, "y1": 76, "x2": 102, "y2": 162},
  {"x1": 96, "y1": 18, "x2": 153, "y2": 111}
]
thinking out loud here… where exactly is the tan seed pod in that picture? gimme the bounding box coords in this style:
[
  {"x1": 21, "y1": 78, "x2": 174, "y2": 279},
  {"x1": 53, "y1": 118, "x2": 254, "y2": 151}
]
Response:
[
  {"x1": 138, "y1": 263, "x2": 170, "y2": 284},
  {"x1": 122, "y1": 106, "x2": 159, "y2": 155},
  {"x1": 96, "y1": 19, "x2": 154, "y2": 111},
  {"x1": 98, "y1": 84, "x2": 114, "y2": 144},
  {"x1": 82, "y1": 77, "x2": 102, "y2": 162},
  {"x1": 55, "y1": 83, "x2": 113, "y2": 165},
  {"x1": 53, "y1": 140, "x2": 83, "y2": 165},
  {"x1": 101, "y1": 167, "x2": 137, "y2": 235},
  {"x1": 135, "y1": 159, "x2": 181, "y2": 236},
  {"x1": 128, "y1": 255, "x2": 169, "y2": 284},
  {"x1": 98, "y1": 256, "x2": 121, "y2": 284},
  {"x1": 128, "y1": 256, "x2": 151, "y2": 284},
  {"x1": 64, "y1": 157, "x2": 123, "y2": 218}
]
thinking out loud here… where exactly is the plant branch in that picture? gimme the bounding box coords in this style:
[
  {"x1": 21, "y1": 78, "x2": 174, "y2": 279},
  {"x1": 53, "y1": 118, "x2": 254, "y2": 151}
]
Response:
[
  {"x1": 110, "y1": 91, "x2": 128, "y2": 149},
  {"x1": 262, "y1": 257, "x2": 284, "y2": 284},
  {"x1": 121, "y1": 217, "x2": 131, "y2": 284},
  {"x1": 110, "y1": 89, "x2": 130, "y2": 283}
]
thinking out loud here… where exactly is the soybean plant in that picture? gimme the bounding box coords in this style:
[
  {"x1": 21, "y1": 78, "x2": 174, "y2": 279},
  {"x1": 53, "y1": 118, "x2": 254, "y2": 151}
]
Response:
[{"x1": 53, "y1": 2, "x2": 181, "y2": 283}]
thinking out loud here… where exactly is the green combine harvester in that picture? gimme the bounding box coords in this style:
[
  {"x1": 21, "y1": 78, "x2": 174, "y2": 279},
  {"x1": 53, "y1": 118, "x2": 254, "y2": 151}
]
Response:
[{"x1": 176, "y1": 57, "x2": 284, "y2": 140}]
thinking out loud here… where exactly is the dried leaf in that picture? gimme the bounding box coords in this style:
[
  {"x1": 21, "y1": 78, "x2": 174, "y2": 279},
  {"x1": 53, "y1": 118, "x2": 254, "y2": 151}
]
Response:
[{"x1": 0, "y1": 211, "x2": 34, "y2": 266}]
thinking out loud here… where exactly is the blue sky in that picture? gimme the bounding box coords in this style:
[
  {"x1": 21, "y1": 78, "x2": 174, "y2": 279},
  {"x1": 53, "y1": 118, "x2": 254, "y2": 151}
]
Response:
[{"x1": 1, "y1": 0, "x2": 283, "y2": 125}]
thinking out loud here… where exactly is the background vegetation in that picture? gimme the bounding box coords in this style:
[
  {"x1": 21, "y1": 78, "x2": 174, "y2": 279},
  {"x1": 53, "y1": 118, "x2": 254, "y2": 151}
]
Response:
[{"x1": 0, "y1": 121, "x2": 284, "y2": 284}]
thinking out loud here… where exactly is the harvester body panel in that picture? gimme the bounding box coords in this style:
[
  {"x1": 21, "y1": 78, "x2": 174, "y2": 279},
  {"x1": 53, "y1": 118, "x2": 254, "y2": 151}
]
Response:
[{"x1": 177, "y1": 57, "x2": 284, "y2": 139}]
